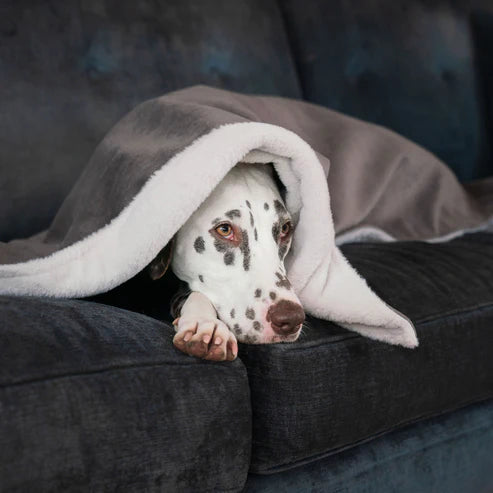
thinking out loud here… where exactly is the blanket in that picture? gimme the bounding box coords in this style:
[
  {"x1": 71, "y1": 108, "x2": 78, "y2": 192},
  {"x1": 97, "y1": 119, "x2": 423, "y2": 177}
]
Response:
[{"x1": 1, "y1": 86, "x2": 492, "y2": 348}]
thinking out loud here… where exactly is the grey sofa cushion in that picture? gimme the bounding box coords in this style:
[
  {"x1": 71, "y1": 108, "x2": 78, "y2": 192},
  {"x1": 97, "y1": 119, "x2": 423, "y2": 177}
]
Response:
[
  {"x1": 239, "y1": 233, "x2": 493, "y2": 473},
  {"x1": 0, "y1": 296, "x2": 251, "y2": 492}
]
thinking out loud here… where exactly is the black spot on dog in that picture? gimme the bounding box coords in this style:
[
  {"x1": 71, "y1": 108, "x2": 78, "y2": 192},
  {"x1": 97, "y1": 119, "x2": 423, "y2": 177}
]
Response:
[
  {"x1": 274, "y1": 199, "x2": 286, "y2": 215},
  {"x1": 225, "y1": 209, "x2": 241, "y2": 219},
  {"x1": 254, "y1": 289, "x2": 262, "y2": 298},
  {"x1": 272, "y1": 222, "x2": 280, "y2": 243},
  {"x1": 243, "y1": 334, "x2": 259, "y2": 344},
  {"x1": 245, "y1": 307, "x2": 255, "y2": 320},
  {"x1": 194, "y1": 236, "x2": 205, "y2": 253},
  {"x1": 254, "y1": 228, "x2": 258, "y2": 241},
  {"x1": 224, "y1": 251, "x2": 235, "y2": 265},
  {"x1": 269, "y1": 291, "x2": 277, "y2": 300},
  {"x1": 273, "y1": 200, "x2": 291, "y2": 242},
  {"x1": 199, "y1": 275, "x2": 204, "y2": 283},
  {"x1": 278, "y1": 244, "x2": 288, "y2": 260},
  {"x1": 249, "y1": 211, "x2": 254, "y2": 227},
  {"x1": 253, "y1": 321, "x2": 262, "y2": 331},
  {"x1": 240, "y1": 229, "x2": 250, "y2": 271},
  {"x1": 264, "y1": 202, "x2": 269, "y2": 211},
  {"x1": 246, "y1": 200, "x2": 251, "y2": 209},
  {"x1": 275, "y1": 272, "x2": 291, "y2": 289},
  {"x1": 230, "y1": 309, "x2": 235, "y2": 319},
  {"x1": 233, "y1": 323, "x2": 242, "y2": 335},
  {"x1": 213, "y1": 238, "x2": 228, "y2": 253}
]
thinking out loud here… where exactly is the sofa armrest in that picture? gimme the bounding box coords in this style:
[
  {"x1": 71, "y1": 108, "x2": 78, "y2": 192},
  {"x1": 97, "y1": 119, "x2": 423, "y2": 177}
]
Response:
[{"x1": 0, "y1": 296, "x2": 251, "y2": 492}]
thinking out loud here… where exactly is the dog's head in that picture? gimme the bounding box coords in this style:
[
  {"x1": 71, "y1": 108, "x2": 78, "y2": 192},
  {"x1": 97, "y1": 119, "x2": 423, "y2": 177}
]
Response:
[{"x1": 152, "y1": 163, "x2": 305, "y2": 344}]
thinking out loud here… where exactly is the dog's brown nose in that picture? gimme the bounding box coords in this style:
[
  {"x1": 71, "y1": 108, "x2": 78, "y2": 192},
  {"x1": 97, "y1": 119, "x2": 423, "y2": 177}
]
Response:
[{"x1": 267, "y1": 300, "x2": 305, "y2": 335}]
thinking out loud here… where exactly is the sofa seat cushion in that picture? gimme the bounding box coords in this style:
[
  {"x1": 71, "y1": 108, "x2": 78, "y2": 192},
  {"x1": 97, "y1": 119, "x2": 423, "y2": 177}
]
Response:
[
  {"x1": 239, "y1": 232, "x2": 493, "y2": 473},
  {"x1": 0, "y1": 296, "x2": 251, "y2": 492}
]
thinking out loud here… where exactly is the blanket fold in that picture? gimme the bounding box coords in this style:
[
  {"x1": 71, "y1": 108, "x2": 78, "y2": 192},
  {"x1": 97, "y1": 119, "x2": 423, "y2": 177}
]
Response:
[{"x1": 1, "y1": 86, "x2": 492, "y2": 348}]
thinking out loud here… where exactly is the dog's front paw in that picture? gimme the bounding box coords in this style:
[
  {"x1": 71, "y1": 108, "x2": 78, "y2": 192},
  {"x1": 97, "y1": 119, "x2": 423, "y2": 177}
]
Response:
[{"x1": 172, "y1": 317, "x2": 238, "y2": 361}]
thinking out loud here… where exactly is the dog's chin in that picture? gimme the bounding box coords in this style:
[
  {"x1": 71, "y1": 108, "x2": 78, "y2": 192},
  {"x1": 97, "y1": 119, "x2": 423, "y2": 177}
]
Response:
[
  {"x1": 270, "y1": 333, "x2": 300, "y2": 344},
  {"x1": 253, "y1": 327, "x2": 302, "y2": 344}
]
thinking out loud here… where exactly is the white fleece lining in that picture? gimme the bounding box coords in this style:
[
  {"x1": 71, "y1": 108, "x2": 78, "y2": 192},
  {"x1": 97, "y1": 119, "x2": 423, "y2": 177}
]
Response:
[
  {"x1": 0, "y1": 122, "x2": 417, "y2": 348},
  {"x1": 336, "y1": 226, "x2": 397, "y2": 245}
]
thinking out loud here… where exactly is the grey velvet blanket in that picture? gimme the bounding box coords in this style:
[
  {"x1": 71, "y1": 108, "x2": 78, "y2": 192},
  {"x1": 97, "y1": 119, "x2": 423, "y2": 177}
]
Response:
[{"x1": 1, "y1": 86, "x2": 492, "y2": 347}]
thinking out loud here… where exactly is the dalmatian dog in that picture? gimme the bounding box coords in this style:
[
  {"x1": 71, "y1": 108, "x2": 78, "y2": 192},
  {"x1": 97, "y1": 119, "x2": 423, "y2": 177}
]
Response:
[{"x1": 148, "y1": 163, "x2": 305, "y2": 362}]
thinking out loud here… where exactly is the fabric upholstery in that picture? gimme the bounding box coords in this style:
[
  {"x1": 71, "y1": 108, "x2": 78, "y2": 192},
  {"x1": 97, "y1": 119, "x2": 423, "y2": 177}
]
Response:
[
  {"x1": 2, "y1": 0, "x2": 493, "y2": 489},
  {"x1": 239, "y1": 233, "x2": 493, "y2": 473},
  {"x1": 0, "y1": 296, "x2": 251, "y2": 492},
  {"x1": 0, "y1": 0, "x2": 300, "y2": 241},
  {"x1": 244, "y1": 399, "x2": 493, "y2": 492},
  {"x1": 279, "y1": 0, "x2": 493, "y2": 180},
  {"x1": 4, "y1": 0, "x2": 492, "y2": 241}
]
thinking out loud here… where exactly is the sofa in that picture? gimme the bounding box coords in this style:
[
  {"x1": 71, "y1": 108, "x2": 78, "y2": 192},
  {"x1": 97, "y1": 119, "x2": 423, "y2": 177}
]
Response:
[{"x1": 1, "y1": 1, "x2": 492, "y2": 491}]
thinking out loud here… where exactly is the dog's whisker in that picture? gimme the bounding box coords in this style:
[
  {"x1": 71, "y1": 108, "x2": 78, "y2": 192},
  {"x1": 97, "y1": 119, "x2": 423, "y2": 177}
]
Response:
[
  {"x1": 294, "y1": 321, "x2": 311, "y2": 341},
  {"x1": 295, "y1": 330, "x2": 306, "y2": 341}
]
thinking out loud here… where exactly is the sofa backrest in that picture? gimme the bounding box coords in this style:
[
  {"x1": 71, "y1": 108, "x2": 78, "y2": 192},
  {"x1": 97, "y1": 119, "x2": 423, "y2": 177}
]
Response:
[
  {"x1": 0, "y1": 0, "x2": 300, "y2": 241},
  {"x1": 279, "y1": 0, "x2": 493, "y2": 181},
  {"x1": 1, "y1": 0, "x2": 492, "y2": 241}
]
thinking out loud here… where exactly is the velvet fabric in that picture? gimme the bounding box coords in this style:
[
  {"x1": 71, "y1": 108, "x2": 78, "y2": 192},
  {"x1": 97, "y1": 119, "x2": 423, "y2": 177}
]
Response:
[
  {"x1": 5, "y1": 87, "x2": 493, "y2": 351},
  {"x1": 244, "y1": 399, "x2": 493, "y2": 492},
  {"x1": 239, "y1": 233, "x2": 493, "y2": 473},
  {"x1": 0, "y1": 296, "x2": 251, "y2": 492}
]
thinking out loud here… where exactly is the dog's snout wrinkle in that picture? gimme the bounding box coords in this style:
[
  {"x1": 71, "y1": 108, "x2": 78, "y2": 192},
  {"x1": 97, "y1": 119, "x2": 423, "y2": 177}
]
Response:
[{"x1": 267, "y1": 299, "x2": 305, "y2": 335}]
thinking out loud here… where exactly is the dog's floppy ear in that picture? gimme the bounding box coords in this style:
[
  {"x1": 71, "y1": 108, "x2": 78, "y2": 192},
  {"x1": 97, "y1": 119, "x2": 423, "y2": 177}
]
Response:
[{"x1": 148, "y1": 238, "x2": 175, "y2": 280}]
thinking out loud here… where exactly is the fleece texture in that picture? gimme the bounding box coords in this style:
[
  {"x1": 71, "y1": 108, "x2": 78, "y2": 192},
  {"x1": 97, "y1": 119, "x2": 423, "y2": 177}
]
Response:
[{"x1": 1, "y1": 86, "x2": 493, "y2": 347}]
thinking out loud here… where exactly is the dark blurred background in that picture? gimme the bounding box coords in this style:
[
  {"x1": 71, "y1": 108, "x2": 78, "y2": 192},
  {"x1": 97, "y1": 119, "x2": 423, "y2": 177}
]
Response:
[{"x1": 1, "y1": 0, "x2": 492, "y2": 241}]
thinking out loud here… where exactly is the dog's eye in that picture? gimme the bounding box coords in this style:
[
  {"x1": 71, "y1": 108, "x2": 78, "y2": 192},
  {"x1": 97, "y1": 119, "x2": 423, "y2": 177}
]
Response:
[
  {"x1": 216, "y1": 223, "x2": 233, "y2": 237},
  {"x1": 280, "y1": 221, "x2": 292, "y2": 239}
]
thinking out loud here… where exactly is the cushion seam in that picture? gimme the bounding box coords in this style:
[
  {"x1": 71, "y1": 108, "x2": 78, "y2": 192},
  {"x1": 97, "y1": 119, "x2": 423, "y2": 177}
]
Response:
[
  {"x1": 414, "y1": 301, "x2": 493, "y2": 325},
  {"x1": 289, "y1": 302, "x2": 493, "y2": 350},
  {"x1": 0, "y1": 360, "x2": 243, "y2": 390},
  {"x1": 251, "y1": 395, "x2": 493, "y2": 474}
]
